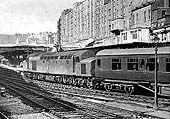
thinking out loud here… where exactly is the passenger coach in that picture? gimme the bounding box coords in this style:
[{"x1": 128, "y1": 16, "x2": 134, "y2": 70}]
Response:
[{"x1": 95, "y1": 47, "x2": 170, "y2": 94}]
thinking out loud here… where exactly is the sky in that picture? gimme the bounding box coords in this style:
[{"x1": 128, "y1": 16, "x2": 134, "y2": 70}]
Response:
[{"x1": 0, "y1": 0, "x2": 82, "y2": 34}]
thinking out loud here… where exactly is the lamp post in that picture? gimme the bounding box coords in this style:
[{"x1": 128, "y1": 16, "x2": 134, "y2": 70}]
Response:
[
  {"x1": 153, "y1": 34, "x2": 159, "y2": 110},
  {"x1": 154, "y1": 43, "x2": 158, "y2": 110}
]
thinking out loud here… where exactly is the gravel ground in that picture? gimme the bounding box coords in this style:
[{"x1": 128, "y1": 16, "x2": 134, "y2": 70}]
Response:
[{"x1": 0, "y1": 90, "x2": 58, "y2": 119}]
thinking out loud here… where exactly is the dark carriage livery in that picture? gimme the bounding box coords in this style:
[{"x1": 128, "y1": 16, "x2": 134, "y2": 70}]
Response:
[{"x1": 95, "y1": 47, "x2": 170, "y2": 94}]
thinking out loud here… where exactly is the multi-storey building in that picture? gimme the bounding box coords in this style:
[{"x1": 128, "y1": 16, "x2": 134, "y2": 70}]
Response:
[
  {"x1": 151, "y1": 0, "x2": 170, "y2": 42},
  {"x1": 59, "y1": 9, "x2": 74, "y2": 44},
  {"x1": 120, "y1": 1, "x2": 152, "y2": 44},
  {"x1": 57, "y1": 0, "x2": 170, "y2": 47}
]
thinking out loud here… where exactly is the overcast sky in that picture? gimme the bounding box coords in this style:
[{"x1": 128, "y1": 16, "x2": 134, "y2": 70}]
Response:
[{"x1": 0, "y1": 0, "x2": 82, "y2": 34}]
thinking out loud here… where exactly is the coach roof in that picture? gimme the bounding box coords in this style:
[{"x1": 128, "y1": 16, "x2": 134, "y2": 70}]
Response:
[{"x1": 96, "y1": 47, "x2": 170, "y2": 56}]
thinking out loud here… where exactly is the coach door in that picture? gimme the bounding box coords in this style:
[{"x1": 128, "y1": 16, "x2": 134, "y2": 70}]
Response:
[
  {"x1": 134, "y1": 58, "x2": 147, "y2": 80},
  {"x1": 46, "y1": 58, "x2": 50, "y2": 73},
  {"x1": 73, "y1": 56, "x2": 75, "y2": 73},
  {"x1": 139, "y1": 58, "x2": 145, "y2": 71}
]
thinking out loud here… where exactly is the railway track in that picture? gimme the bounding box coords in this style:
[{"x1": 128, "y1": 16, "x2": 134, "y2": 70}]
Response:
[
  {"x1": 33, "y1": 81, "x2": 170, "y2": 119},
  {"x1": 0, "y1": 74, "x2": 133, "y2": 119},
  {"x1": 0, "y1": 68, "x2": 135, "y2": 118},
  {"x1": 36, "y1": 80, "x2": 170, "y2": 109},
  {"x1": 0, "y1": 66, "x2": 169, "y2": 118},
  {"x1": 0, "y1": 112, "x2": 9, "y2": 119}
]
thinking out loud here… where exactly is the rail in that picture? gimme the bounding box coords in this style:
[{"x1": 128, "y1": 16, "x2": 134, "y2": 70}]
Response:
[{"x1": 0, "y1": 112, "x2": 9, "y2": 119}]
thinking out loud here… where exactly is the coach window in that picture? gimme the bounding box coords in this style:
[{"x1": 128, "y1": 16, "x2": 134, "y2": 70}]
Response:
[
  {"x1": 139, "y1": 59, "x2": 145, "y2": 70},
  {"x1": 146, "y1": 58, "x2": 158, "y2": 71},
  {"x1": 97, "y1": 59, "x2": 101, "y2": 68},
  {"x1": 127, "y1": 58, "x2": 138, "y2": 70},
  {"x1": 112, "y1": 58, "x2": 121, "y2": 70},
  {"x1": 166, "y1": 58, "x2": 170, "y2": 72}
]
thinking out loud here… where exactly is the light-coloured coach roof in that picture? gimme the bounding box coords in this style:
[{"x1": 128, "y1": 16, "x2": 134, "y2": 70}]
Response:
[{"x1": 96, "y1": 47, "x2": 170, "y2": 56}]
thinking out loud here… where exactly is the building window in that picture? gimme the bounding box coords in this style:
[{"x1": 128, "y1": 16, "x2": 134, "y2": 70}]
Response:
[
  {"x1": 162, "y1": 10, "x2": 166, "y2": 16},
  {"x1": 136, "y1": 13, "x2": 139, "y2": 24},
  {"x1": 132, "y1": 14, "x2": 135, "y2": 25},
  {"x1": 144, "y1": 11, "x2": 146, "y2": 22},
  {"x1": 112, "y1": 58, "x2": 121, "y2": 70},
  {"x1": 127, "y1": 58, "x2": 138, "y2": 71},
  {"x1": 148, "y1": 9, "x2": 151, "y2": 20},
  {"x1": 146, "y1": 58, "x2": 159, "y2": 71},
  {"x1": 166, "y1": 58, "x2": 170, "y2": 72},
  {"x1": 122, "y1": 32, "x2": 127, "y2": 40},
  {"x1": 131, "y1": 30, "x2": 137, "y2": 39}
]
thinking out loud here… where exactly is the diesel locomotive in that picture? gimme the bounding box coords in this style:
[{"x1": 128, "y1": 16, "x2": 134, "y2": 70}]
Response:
[{"x1": 21, "y1": 46, "x2": 170, "y2": 95}]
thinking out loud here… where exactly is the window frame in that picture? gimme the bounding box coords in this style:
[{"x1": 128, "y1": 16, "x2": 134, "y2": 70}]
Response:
[
  {"x1": 111, "y1": 58, "x2": 121, "y2": 70},
  {"x1": 146, "y1": 58, "x2": 159, "y2": 72},
  {"x1": 127, "y1": 58, "x2": 138, "y2": 71}
]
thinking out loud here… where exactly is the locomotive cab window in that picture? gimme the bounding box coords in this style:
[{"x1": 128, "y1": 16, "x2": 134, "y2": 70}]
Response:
[
  {"x1": 112, "y1": 58, "x2": 121, "y2": 70},
  {"x1": 75, "y1": 57, "x2": 80, "y2": 62},
  {"x1": 127, "y1": 58, "x2": 138, "y2": 71},
  {"x1": 146, "y1": 58, "x2": 159, "y2": 71},
  {"x1": 166, "y1": 58, "x2": 170, "y2": 72},
  {"x1": 67, "y1": 55, "x2": 72, "y2": 59},
  {"x1": 81, "y1": 63, "x2": 86, "y2": 74}
]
